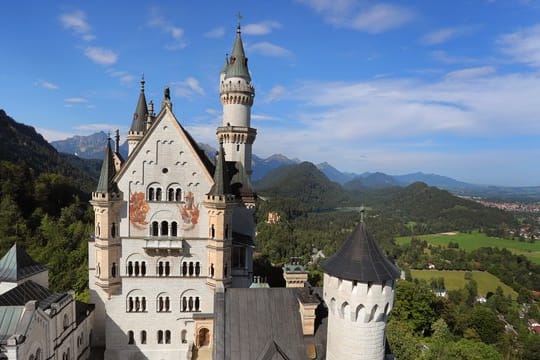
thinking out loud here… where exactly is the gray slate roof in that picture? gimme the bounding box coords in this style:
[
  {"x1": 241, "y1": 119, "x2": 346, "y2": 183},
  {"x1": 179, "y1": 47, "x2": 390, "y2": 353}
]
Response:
[
  {"x1": 130, "y1": 78, "x2": 148, "y2": 132},
  {"x1": 214, "y1": 287, "x2": 327, "y2": 360},
  {"x1": 208, "y1": 143, "x2": 231, "y2": 196},
  {"x1": 96, "y1": 138, "x2": 118, "y2": 194},
  {"x1": 224, "y1": 26, "x2": 251, "y2": 82},
  {"x1": 0, "y1": 306, "x2": 23, "y2": 341},
  {"x1": 322, "y1": 221, "x2": 400, "y2": 283},
  {"x1": 0, "y1": 280, "x2": 65, "y2": 309},
  {"x1": 0, "y1": 244, "x2": 46, "y2": 282}
]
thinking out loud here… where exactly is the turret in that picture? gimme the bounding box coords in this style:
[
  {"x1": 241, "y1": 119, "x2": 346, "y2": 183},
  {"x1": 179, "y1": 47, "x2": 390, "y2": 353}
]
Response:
[
  {"x1": 322, "y1": 211, "x2": 400, "y2": 360},
  {"x1": 204, "y1": 143, "x2": 236, "y2": 289},
  {"x1": 89, "y1": 137, "x2": 123, "y2": 345},
  {"x1": 127, "y1": 75, "x2": 148, "y2": 156},
  {"x1": 217, "y1": 23, "x2": 256, "y2": 175}
]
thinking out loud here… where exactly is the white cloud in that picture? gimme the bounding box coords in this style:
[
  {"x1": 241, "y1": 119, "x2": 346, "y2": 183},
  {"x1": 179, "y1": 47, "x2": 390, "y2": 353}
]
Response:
[
  {"x1": 173, "y1": 77, "x2": 205, "y2": 98},
  {"x1": 265, "y1": 85, "x2": 286, "y2": 102},
  {"x1": 204, "y1": 27, "x2": 225, "y2": 38},
  {"x1": 243, "y1": 21, "x2": 281, "y2": 35},
  {"x1": 34, "y1": 79, "x2": 59, "y2": 90},
  {"x1": 430, "y1": 50, "x2": 475, "y2": 64},
  {"x1": 249, "y1": 42, "x2": 292, "y2": 57},
  {"x1": 499, "y1": 24, "x2": 540, "y2": 67},
  {"x1": 252, "y1": 114, "x2": 279, "y2": 121},
  {"x1": 205, "y1": 108, "x2": 220, "y2": 115},
  {"x1": 351, "y1": 4, "x2": 415, "y2": 33},
  {"x1": 148, "y1": 8, "x2": 187, "y2": 50},
  {"x1": 64, "y1": 97, "x2": 89, "y2": 103},
  {"x1": 37, "y1": 127, "x2": 75, "y2": 142},
  {"x1": 421, "y1": 26, "x2": 475, "y2": 45},
  {"x1": 74, "y1": 123, "x2": 126, "y2": 133},
  {"x1": 297, "y1": 0, "x2": 414, "y2": 33},
  {"x1": 445, "y1": 66, "x2": 496, "y2": 80},
  {"x1": 84, "y1": 47, "x2": 118, "y2": 65},
  {"x1": 107, "y1": 69, "x2": 135, "y2": 84},
  {"x1": 59, "y1": 10, "x2": 94, "y2": 41}
]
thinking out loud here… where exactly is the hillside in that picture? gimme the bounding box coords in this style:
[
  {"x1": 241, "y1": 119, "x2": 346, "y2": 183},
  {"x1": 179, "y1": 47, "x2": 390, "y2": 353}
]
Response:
[
  {"x1": 0, "y1": 110, "x2": 99, "y2": 193},
  {"x1": 254, "y1": 161, "x2": 352, "y2": 209}
]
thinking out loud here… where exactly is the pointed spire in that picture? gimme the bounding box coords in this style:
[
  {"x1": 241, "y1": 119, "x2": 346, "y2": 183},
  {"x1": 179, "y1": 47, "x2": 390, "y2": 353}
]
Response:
[
  {"x1": 130, "y1": 74, "x2": 149, "y2": 132},
  {"x1": 322, "y1": 219, "x2": 400, "y2": 282},
  {"x1": 225, "y1": 21, "x2": 251, "y2": 82},
  {"x1": 96, "y1": 136, "x2": 118, "y2": 194},
  {"x1": 221, "y1": 53, "x2": 229, "y2": 73},
  {"x1": 114, "y1": 129, "x2": 120, "y2": 154},
  {"x1": 209, "y1": 143, "x2": 231, "y2": 196}
]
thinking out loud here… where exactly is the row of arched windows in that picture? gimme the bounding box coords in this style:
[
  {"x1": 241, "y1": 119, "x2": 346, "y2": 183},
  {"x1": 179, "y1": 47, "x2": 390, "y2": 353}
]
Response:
[
  {"x1": 126, "y1": 261, "x2": 201, "y2": 277},
  {"x1": 148, "y1": 186, "x2": 182, "y2": 202},
  {"x1": 150, "y1": 221, "x2": 178, "y2": 237},
  {"x1": 128, "y1": 330, "x2": 178, "y2": 345},
  {"x1": 126, "y1": 296, "x2": 201, "y2": 312},
  {"x1": 329, "y1": 299, "x2": 389, "y2": 323},
  {"x1": 127, "y1": 296, "x2": 147, "y2": 312}
]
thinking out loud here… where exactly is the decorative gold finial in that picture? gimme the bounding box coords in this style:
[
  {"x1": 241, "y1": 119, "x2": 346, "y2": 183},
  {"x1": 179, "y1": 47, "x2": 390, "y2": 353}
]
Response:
[{"x1": 237, "y1": 12, "x2": 243, "y2": 31}]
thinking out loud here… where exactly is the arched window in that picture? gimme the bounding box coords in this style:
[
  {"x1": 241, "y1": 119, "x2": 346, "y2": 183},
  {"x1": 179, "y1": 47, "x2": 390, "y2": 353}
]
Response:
[
  {"x1": 156, "y1": 188, "x2": 162, "y2": 201},
  {"x1": 225, "y1": 224, "x2": 229, "y2": 239},
  {"x1": 141, "y1": 261, "x2": 146, "y2": 276},
  {"x1": 134, "y1": 261, "x2": 140, "y2": 276},
  {"x1": 168, "y1": 188, "x2": 175, "y2": 201},
  {"x1": 157, "y1": 330, "x2": 163, "y2": 344},
  {"x1": 175, "y1": 188, "x2": 182, "y2": 202},
  {"x1": 151, "y1": 221, "x2": 159, "y2": 236},
  {"x1": 148, "y1": 187, "x2": 155, "y2": 201},
  {"x1": 161, "y1": 221, "x2": 168, "y2": 236},
  {"x1": 182, "y1": 262, "x2": 188, "y2": 276},
  {"x1": 128, "y1": 297, "x2": 134, "y2": 312},
  {"x1": 210, "y1": 263, "x2": 214, "y2": 278},
  {"x1": 165, "y1": 330, "x2": 171, "y2": 344},
  {"x1": 189, "y1": 262, "x2": 194, "y2": 276},
  {"x1": 369, "y1": 305, "x2": 378, "y2": 322},
  {"x1": 181, "y1": 329, "x2": 187, "y2": 343},
  {"x1": 165, "y1": 262, "x2": 170, "y2": 276},
  {"x1": 165, "y1": 297, "x2": 170, "y2": 311},
  {"x1": 195, "y1": 262, "x2": 200, "y2": 277},
  {"x1": 111, "y1": 263, "x2": 116, "y2": 278},
  {"x1": 97, "y1": 223, "x2": 100, "y2": 237},
  {"x1": 111, "y1": 223, "x2": 117, "y2": 238},
  {"x1": 142, "y1": 297, "x2": 146, "y2": 311},
  {"x1": 158, "y1": 262, "x2": 164, "y2": 277},
  {"x1": 188, "y1": 297, "x2": 194, "y2": 312},
  {"x1": 63, "y1": 314, "x2": 69, "y2": 330},
  {"x1": 127, "y1": 262, "x2": 133, "y2": 276},
  {"x1": 128, "y1": 330, "x2": 134, "y2": 344},
  {"x1": 195, "y1": 297, "x2": 200, "y2": 312},
  {"x1": 135, "y1": 297, "x2": 140, "y2": 311},
  {"x1": 210, "y1": 225, "x2": 215, "y2": 239},
  {"x1": 182, "y1": 297, "x2": 187, "y2": 312},
  {"x1": 171, "y1": 222, "x2": 177, "y2": 237},
  {"x1": 141, "y1": 330, "x2": 147, "y2": 344},
  {"x1": 36, "y1": 349, "x2": 42, "y2": 360},
  {"x1": 158, "y1": 297, "x2": 164, "y2": 312}
]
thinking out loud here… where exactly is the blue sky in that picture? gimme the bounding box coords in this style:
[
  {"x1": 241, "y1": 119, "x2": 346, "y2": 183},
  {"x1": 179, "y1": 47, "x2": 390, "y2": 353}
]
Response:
[{"x1": 1, "y1": 1, "x2": 540, "y2": 186}]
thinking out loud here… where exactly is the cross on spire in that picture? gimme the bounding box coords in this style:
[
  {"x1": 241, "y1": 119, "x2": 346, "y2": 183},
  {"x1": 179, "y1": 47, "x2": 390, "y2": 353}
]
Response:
[{"x1": 237, "y1": 12, "x2": 243, "y2": 31}]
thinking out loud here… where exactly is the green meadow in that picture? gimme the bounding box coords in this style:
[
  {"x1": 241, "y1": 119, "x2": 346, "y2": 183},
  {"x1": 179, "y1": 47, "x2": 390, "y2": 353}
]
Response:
[
  {"x1": 411, "y1": 270, "x2": 517, "y2": 298},
  {"x1": 396, "y1": 231, "x2": 540, "y2": 264}
]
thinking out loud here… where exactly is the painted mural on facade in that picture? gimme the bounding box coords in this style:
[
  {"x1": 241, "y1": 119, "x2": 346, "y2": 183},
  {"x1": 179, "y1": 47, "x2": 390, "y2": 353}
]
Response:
[
  {"x1": 179, "y1": 191, "x2": 200, "y2": 230},
  {"x1": 129, "y1": 192, "x2": 150, "y2": 229}
]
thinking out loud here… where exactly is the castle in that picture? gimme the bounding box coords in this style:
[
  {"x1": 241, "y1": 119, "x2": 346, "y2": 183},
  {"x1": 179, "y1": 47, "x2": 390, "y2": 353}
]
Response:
[{"x1": 88, "y1": 23, "x2": 399, "y2": 360}]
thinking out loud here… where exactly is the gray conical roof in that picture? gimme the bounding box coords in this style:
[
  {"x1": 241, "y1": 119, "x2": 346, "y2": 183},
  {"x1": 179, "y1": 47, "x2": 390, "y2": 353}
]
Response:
[
  {"x1": 130, "y1": 77, "x2": 148, "y2": 132},
  {"x1": 96, "y1": 138, "x2": 117, "y2": 193},
  {"x1": 209, "y1": 143, "x2": 231, "y2": 196},
  {"x1": 322, "y1": 221, "x2": 400, "y2": 282},
  {"x1": 225, "y1": 25, "x2": 251, "y2": 82},
  {"x1": 221, "y1": 54, "x2": 229, "y2": 74},
  {"x1": 0, "y1": 244, "x2": 46, "y2": 282}
]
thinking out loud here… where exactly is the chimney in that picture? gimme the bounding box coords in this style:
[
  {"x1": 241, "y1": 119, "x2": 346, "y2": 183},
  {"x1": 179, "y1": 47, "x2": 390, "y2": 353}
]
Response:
[{"x1": 298, "y1": 298, "x2": 318, "y2": 336}]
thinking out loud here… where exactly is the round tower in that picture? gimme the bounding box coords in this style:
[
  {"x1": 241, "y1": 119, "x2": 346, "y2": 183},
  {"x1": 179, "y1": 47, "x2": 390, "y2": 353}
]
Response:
[
  {"x1": 322, "y1": 216, "x2": 400, "y2": 360},
  {"x1": 217, "y1": 23, "x2": 256, "y2": 175},
  {"x1": 127, "y1": 76, "x2": 148, "y2": 156}
]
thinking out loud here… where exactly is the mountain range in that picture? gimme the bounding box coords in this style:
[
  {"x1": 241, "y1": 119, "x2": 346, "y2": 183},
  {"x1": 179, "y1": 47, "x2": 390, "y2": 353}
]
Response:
[{"x1": 50, "y1": 131, "x2": 540, "y2": 201}]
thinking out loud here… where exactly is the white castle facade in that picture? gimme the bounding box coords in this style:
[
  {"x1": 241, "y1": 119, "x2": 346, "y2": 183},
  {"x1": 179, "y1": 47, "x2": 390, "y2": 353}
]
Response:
[{"x1": 88, "y1": 23, "x2": 399, "y2": 360}]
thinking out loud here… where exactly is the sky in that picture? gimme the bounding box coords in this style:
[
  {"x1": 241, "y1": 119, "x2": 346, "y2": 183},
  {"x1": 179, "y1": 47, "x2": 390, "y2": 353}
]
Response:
[{"x1": 1, "y1": 0, "x2": 540, "y2": 186}]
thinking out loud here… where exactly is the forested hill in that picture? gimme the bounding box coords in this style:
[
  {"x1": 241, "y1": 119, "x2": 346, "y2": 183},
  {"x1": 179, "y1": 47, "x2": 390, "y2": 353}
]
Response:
[
  {"x1": 0, "y1": 109, "x2": 100, "y2": 193},
  {"x1": 254, "y1": 161, "x2": 353, "y2": 210}
]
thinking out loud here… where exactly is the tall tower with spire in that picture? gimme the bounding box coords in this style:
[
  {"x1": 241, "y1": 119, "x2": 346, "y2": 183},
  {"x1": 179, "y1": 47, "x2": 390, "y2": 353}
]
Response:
[
  {"x1": 127, "y1": 76, "x2": 149, "y2": 156},
  {"x1": 322, "y1": 212, "x2": 400, "y2": 360},
  {"x1": 217, "y1": 22, "x2": 256, "y2": 175}
]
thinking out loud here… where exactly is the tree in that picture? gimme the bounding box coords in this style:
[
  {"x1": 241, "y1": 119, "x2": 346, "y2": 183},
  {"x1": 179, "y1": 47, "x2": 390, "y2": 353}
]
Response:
[
  {"x1": 391, "y1": 280, "x2": 439, "y2": 335},
  {"x1": 386, "y1": 320, "x2": 421, "y2": 360},
  {"x1": 469, "y1": 305, "x2": 504, "y2": 345}
]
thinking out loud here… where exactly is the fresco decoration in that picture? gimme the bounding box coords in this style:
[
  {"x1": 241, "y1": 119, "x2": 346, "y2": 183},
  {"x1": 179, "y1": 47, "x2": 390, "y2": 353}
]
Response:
[
  {"x1": 179, "y1": 191, "x2": 200, "y2": 230},
  {"x1": 130, "y1": 192, "x2": 150, "y2": 229}
]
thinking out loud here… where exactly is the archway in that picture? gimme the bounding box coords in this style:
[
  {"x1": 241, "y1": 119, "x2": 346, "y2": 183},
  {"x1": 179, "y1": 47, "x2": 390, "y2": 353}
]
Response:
[{"x1": 197, "y1": 328, "x2": 210, "y2": 347}]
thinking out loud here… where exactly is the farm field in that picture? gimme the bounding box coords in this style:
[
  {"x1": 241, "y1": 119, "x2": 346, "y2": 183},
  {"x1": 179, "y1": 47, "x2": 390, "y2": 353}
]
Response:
[
  {"x1": 396, "y1": 231, "x2": 540, "y2": 264},
  {"x1": 411, "y1": 270, "x2": 517, "y2": 298}
]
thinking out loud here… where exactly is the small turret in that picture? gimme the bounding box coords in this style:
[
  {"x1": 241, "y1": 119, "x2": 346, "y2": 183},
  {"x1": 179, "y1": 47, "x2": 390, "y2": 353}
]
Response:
[
  {"x1": 127, "y1": 75, "x2": 148, "y2": 156},
  {"x1": 322, "y1": 211, "x2": 399, "y2": 360},
  {"x1": 94, "y1": 136, "x2": 118, "y2": 196}
]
